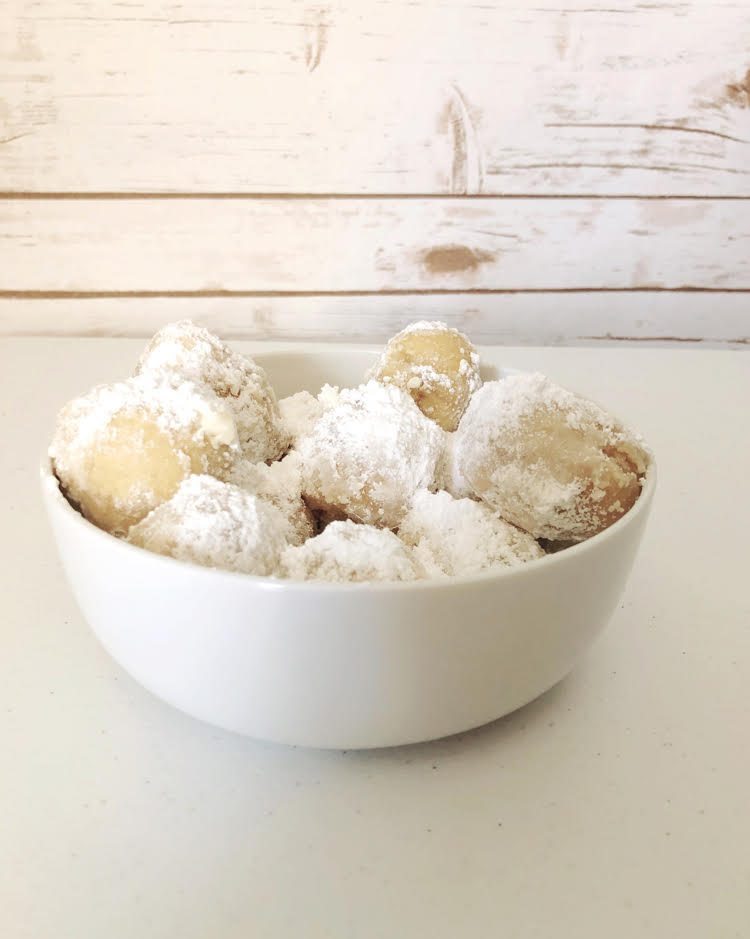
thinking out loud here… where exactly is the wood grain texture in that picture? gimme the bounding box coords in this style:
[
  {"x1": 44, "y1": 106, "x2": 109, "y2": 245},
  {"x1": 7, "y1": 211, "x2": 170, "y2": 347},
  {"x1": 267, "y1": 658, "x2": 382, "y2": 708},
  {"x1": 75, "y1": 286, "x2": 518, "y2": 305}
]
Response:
[
  {"x1": 2, "y1": 292, "x2": 748, "y2": 345},
  {"x1": 2, "y1": 1, "x2": 750, "y2": 195},
  {"x1": 1, "y1": 197, "x2": 748, "y2": 292}
]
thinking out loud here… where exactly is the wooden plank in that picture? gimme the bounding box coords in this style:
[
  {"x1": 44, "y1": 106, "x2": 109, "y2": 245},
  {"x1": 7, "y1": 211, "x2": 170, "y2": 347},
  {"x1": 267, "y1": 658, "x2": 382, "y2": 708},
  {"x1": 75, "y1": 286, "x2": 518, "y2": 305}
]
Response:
[
  {"x1": 1, "y1": 197, "x2": 748, "y2": 291},
  {"x1": 2, "y1": 1, "x2": 749, "y2": 195},
  {"x1": 1, "y1": 292, "x2": 748, "y2": 346}
]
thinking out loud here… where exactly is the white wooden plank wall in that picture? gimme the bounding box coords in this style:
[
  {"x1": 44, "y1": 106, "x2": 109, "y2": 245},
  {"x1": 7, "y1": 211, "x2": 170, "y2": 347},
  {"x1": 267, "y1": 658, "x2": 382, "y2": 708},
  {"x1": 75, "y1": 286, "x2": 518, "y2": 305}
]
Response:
[{"x1": 1, "y1": 0, "x2": 749, "y2": 344}]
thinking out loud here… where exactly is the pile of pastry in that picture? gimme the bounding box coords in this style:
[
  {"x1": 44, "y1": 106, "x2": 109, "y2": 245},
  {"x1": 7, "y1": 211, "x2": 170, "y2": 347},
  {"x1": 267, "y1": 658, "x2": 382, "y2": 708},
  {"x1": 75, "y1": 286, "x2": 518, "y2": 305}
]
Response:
[{"x1": 50, "y1": 321, "x2": 649, "y2": 583}]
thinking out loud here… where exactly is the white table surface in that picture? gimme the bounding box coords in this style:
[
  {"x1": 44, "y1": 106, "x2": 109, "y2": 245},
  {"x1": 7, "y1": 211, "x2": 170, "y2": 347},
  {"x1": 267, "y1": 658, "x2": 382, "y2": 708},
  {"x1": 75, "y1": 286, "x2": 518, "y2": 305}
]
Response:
[{"x1": 2, "y1": 338, "x2": 749, "y2": 939}]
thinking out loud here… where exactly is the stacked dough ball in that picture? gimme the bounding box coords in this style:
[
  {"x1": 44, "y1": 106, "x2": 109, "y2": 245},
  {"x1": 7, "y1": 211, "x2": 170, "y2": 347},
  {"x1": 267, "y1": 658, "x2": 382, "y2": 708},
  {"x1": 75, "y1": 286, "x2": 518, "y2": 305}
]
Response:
[{"x1": 50, "y1": 320, "x2": 649, "y2": 583}]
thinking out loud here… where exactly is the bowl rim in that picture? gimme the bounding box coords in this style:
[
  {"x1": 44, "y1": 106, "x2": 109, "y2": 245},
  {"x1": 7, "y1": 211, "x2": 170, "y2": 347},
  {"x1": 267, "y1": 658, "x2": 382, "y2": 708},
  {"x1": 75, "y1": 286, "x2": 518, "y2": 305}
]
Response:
[{"x1": 41, "y1": 452, "x2": 656, "y2": 595}]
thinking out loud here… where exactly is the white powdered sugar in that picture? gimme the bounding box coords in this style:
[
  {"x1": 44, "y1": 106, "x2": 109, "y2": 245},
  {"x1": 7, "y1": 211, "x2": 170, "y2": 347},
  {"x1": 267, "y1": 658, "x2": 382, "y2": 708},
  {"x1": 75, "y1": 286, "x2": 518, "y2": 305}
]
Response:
[
  {"x1": 382, "y1": 363, "x2": 453, "y2": 393},
  {"x1": 278, "y1": 390, "x2": 323, "y2": 443},
  {"x1": 279, "y1": 520, "x2": 423, "y2": 583},
  {"x1": 433, "y1": 429, "x2": 473, "y2": 499},
  {"x1": 278, "y1": 384, "x2": 341, "y2": 446},
  {"x1": 459, "y1": 372, "x2": 647, "y2": 457},
  {"x1": 296, "y1": 380, "x2": 444, "y2": 529},
  {"x1": 51, "y1": 373, "x2": 238, "y2": 460},
  {"x1": 399, "y1": 489, "x2": 543, "y2": 578},
  {"x1": 225, "y1": 450, "x2": 314, "y2": 545},
  {"x1": 398, "y1": 320, "x2": 465, "y2": 339},
  {"x1": 127, "y1": 475, "x2": 289, "y2": 575},
  {"x1": 136, "y1": 320, "x2": 289, "y2": 463}
]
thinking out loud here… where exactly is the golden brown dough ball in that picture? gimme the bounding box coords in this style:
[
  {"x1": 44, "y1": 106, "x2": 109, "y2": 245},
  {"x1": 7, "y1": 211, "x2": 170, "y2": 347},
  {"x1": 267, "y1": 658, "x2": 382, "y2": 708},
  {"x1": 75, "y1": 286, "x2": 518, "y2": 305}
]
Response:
[
  {"x1": 454, "y1": 373, "x2": 649, "y2": 542},
  {"x1": 136, "y1": 320, "x2": 289, "y2": 463},
  {"x1": 368, "y1": 321, "x2": 481, "y2": 431},
  {"x1": 50, "y1": 376, "x2": 239, "y2": 535}
]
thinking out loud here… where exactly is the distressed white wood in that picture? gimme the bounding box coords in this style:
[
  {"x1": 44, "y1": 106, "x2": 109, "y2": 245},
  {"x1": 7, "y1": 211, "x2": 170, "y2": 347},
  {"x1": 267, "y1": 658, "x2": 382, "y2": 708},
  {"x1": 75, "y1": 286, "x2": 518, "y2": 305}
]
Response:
[
  {"x1": 3, "y1": 1, "x2": 749, "y2": 343},
  {"x1": 2, "y1": 1, "x2": 749, "y2": 195},
  {"x1": 1, "y1": 197, "x2": 748, "y2": 291},
  {"x1": 2, "y1": 292, "x2": 748, "y2": 345}
]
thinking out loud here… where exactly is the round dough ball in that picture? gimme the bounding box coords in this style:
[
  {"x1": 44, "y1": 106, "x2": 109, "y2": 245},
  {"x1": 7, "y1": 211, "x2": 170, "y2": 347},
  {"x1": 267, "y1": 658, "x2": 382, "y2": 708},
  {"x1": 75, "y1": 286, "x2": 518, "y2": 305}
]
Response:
[
  {"x1": 279, "y1": 520, "x2": 423, "y2": 583},
  {"x1": 296, "y1": 381, "x2": 444, "y2": 529},
  {"x1": 225, "y1": 450, "x2": 315, "y2": 546},
  {"x1": 136, "y1": 320, "x2": 289, "y2": 463},
  {"x1": 50, "y1": 375, "x2": 239, "y2": 535},
  {"x1": 367, "y1": 321, "x2": 481, "y2": 431},
  {"x1": 127, "y1": 475, "x2": 288, "y2": 575},
  {"x1": 398, "y1": 489, "x2": 543, "y2": 579},
  {"x1": 455, "y1": 373, "x2": 650, "y2": 542}
]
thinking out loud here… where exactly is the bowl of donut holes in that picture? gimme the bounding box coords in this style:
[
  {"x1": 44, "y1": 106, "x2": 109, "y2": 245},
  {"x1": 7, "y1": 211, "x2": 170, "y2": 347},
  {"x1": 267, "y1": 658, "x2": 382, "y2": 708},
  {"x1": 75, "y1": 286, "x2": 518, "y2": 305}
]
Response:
[{"x1": 42, "y1": 321, "x2": 655, "y2": 748}]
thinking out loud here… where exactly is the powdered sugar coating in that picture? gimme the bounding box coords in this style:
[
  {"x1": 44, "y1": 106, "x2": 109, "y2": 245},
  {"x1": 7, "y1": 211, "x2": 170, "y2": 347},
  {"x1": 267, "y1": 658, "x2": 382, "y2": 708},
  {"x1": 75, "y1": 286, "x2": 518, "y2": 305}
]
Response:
[
  {"x1": 434, "y1": 430, "x2": 474, "y2": 499},
  {"x1": 398, "y1": 489, "x2": 543, "y2": 578},
  {"x1": 136, "y1": 320, "x2": 289, "y2": 463},
  {"x1": 367, "y1": 320, "x2": 482, "y2": 431},
  {"x1": 278, "y1": 384, "x2": 341, "y2": 447},
  {"x1": 455, "y1": 373, "x2": 650, "y2": 541},
  {"x1": 296, "y1": 380, "x2": 444, "y2": 529},
  {"x1": 127, "y1": 475, "x2": 289, "y2": 575},
  {"x1": 225, "y1": 450, "x2": 314, "y2": 545},
  {"x1": 50, "y1": 374, "x2": 239, "y2": 535},
  {"x1": 278, "y1": 391, "x2": 322, "y2": 444},
  {"x1": 280, "y1": 520, "x2": 423, "y2": 583}
]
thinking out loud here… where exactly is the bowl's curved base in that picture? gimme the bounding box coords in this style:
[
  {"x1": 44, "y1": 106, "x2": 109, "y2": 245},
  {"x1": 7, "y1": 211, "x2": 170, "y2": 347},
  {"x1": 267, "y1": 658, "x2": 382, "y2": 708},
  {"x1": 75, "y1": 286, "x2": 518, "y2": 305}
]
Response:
[{"x1": 106, "y1": 646, "x2": 575, "y2": 750}]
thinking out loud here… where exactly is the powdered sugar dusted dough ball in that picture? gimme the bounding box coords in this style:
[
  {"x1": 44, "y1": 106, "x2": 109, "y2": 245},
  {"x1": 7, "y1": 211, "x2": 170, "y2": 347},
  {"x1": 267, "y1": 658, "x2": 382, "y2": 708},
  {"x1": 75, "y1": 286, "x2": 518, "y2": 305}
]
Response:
[
  {"x1": 127, "y1": 475, "x2": 289, "y2": 575},
  {"x1": 368, "y1": 321, "x2": 481, "y2": 432},
  {"x1": 398, "y1": 489, "x2": 543, "y2": 579},
  {"x1": 50, "y1": 376, "x2": 239, "y2": 535},
  {"x1": 296, "y1": 380, "x2": 444, "y2": 529},
  {"x1": 136, "y1": 320, "x2": 288, "y2": 463},
  {"x1": 225, "y1": 450, "x2": 314, "y2": 546},
  {"x1": 280, "y1": 520, "x2": 423, "y2": 583},
  {"x1": 455, "y1": 373, "x2": 650, "y2": 542}
]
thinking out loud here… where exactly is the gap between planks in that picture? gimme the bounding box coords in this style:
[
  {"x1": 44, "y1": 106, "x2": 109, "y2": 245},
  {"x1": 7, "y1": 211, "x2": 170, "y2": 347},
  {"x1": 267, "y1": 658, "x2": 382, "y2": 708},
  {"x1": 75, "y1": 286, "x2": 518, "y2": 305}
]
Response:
[
  {"x1": 3, "y1": 288, "x2": 750, "y2": 300},
  {"x1": 7, "y1": 329, "x2": 744, "y2": 346},
  {"x1": 2, "y1": 193, "x2": 750, "y2": 201}
]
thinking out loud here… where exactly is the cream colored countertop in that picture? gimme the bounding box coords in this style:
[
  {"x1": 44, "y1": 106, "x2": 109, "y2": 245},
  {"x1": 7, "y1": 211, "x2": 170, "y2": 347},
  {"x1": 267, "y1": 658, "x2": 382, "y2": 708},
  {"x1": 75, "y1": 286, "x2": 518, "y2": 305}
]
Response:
[{"x1": 2, "y1": 339, "x2": 748, "y2": 938}]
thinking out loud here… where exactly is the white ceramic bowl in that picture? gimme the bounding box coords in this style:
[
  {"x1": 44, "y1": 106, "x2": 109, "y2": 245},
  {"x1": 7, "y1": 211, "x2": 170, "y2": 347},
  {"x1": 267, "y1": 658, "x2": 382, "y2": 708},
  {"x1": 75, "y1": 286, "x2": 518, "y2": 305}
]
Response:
[{"x1": 42, "y1": 348, "x2": 655, "y2": 749}]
